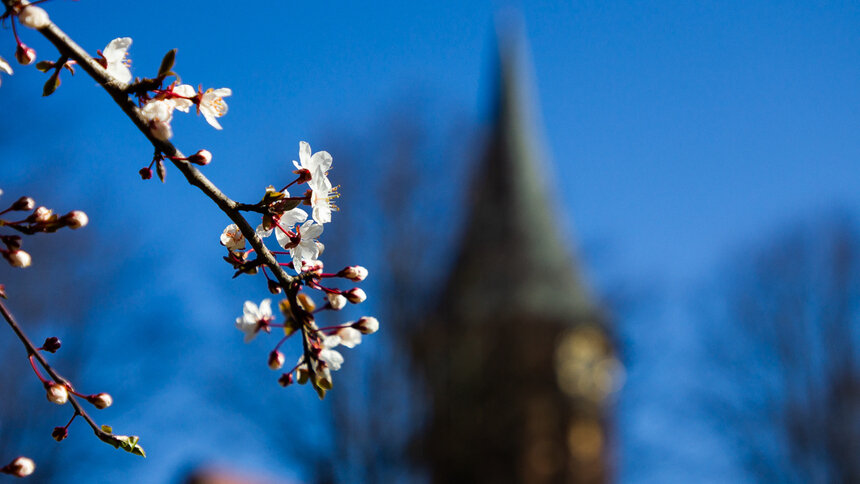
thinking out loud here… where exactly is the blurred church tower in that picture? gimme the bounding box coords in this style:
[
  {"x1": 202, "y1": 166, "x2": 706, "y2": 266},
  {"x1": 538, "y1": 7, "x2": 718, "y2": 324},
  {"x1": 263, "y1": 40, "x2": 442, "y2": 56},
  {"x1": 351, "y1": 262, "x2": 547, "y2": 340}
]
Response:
[{"x1": 411, "y1": 25, "x2": 621, "y2": 484}]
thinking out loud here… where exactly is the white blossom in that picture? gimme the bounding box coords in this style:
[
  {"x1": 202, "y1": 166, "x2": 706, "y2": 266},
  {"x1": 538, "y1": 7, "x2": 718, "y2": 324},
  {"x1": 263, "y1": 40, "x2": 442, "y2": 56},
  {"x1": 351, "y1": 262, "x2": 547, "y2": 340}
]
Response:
[
  {"x1": 170, "y1": 84, "x2": 196, "y2": 112},
  {"x1": 139, "y1": 99, "x2": 174, "y2": 140},
  {"x1": 199, "y1": 88, "x2": 231, "y2": 129},
  {"x1": 102, "y1": 37, "x2": 132, "y2": 83},
  {"x1": 235, "y1": 299, "x2": 272, "y2": 343},
  {"x1": 293, "y1": 142, "x2": 336, "y2": 224},
  {"x1": 220, "y1": 224, "x2": 245, "y2": 251},
  {"x1": 287, "y1": 220, "x2": 323, "y2": 272},
  {"x1": 319, "y1": 335, "x2": 344, "y2": 370},
  {"x1": 45, "y1": 382, "x2": 68, "y2": 405},
  {"x1": 336, "y1": 327, "x2": 362, "y2": 348}
]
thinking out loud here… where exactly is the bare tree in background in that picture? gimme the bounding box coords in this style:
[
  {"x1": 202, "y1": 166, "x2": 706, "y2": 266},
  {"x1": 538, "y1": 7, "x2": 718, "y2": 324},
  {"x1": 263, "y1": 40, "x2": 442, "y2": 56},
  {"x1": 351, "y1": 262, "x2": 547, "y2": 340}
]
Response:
[{"x1": 699, "y1": 215, "x2": 860, "y2": 484}]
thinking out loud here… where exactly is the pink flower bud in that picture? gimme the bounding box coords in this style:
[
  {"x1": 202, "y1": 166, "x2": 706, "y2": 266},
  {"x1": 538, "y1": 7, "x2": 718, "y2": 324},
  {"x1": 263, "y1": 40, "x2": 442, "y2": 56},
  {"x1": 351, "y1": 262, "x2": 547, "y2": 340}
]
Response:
[
  {"x1": 52, "y1": 426, "x2": 68, "y2": 441},
  {"x1": 45, "y1": 382, "x2": 68, "y2": 405},
  {"x1": 62, "y1": 210, "x2": 88, "y2": 229},
  {"x1": 338, "y1": 265, "x2": 368, "y2": 281},
  {"x1": 278, "y1": 372, "x2": 294, "y2": 387},
  {"x1": 15, "y1": 44, "x2": 36, "y2": 65},
  {"x1": 5, "y1": 250, "x2": 31, "y2": 268},
  {"x1": 2, "y1": 457, "x2": 35, "y2": 477},
  {"x1": 353, "y1": 316, "x2": 379, "y2": 335},
  {"x1": 268, "y1": 350, "x2": 285, "y2": 370},
  {"x1": 10, "y1": 196, "x2": 35, "y2": 211},
  {"x1": 32, "y1": 206, "x2": 52, "y2": 223},
  {"x1": 18, "y1": 6, "x2": 50, "y2": 29},
  {"x1": 327, "y1": 293, "x2": 347, "y2": 310},
  {"x1": 42, "y1": 336, "x2": 61, "y2": 353},
  {"x1": 187, "y1": 149, "x2": 212, "y2": 166},
  {"x1": 344, "y1": 287, "x2": 366, "y2": 304},
  {"x1": 86, "y1": 392, "x2": 112, "y2": 409},
  {"x1": 302, "y1": 259, "x2": 324, "y2": 274},
  {"x1": 139, "y1": 167, "x2": 153, "y2": 180}
]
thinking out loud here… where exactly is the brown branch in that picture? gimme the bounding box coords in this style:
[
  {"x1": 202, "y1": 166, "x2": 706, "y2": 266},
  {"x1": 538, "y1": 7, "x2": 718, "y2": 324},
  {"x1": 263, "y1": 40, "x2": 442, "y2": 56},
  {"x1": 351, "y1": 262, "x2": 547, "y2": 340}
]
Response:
[{"x1": 0, "y1": 299, "x2": 121, "y2": 447}]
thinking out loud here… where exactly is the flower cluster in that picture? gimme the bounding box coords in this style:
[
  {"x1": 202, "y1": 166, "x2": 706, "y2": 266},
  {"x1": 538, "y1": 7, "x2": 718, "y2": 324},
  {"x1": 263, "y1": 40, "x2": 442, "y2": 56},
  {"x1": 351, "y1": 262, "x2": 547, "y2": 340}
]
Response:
[
  {"x1": 93, "y1": 35, "x2": 235, "y2": 141},
  {"x1": 225, "y1": 142, "x2": 376, "y2": 398},
  {"x1": 0, "y1": 189, "x2": 88, "y2": 269}
]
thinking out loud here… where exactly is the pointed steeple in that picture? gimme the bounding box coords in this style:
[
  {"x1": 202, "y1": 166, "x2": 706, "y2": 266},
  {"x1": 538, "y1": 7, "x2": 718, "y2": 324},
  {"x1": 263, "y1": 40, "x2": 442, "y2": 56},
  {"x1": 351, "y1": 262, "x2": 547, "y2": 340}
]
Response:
[{"x1": 443, "y1": 26, "x2": 596, "y2": 326}]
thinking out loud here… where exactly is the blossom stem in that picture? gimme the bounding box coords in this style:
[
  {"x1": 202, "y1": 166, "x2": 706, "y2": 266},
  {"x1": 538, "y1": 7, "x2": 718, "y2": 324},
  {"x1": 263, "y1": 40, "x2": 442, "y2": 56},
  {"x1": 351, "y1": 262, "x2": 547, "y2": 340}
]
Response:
[{"x1": 28, "y1": 355, "x2": 48, "y2": 384}]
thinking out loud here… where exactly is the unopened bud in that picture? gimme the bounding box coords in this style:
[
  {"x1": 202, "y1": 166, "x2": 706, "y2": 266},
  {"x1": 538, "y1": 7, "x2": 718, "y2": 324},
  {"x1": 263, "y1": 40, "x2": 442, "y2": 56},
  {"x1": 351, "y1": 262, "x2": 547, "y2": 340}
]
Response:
[
  {"x1": 42, "y1": 336, "x2": 61, "y2": 353},
  {"x1": 2, "y1": 457, "x2": 35, "y2": 477},
  {"x1": 267, "y1": 279, "x2": 282, "y2": 294},
  {"x1": 268, "y1": 350, "x2": 285, "y2": 370},
  {"x1": 51, "y1": 426, "x2": 68, "y2": 442},
  {"x1": 338, "y1": 265, "x2": 368, "y2": 281},
  {"x1": 353, "y1": 316, "x2": 379, "y2": 335},
  {"x1": 31, "y1": 206, "x2": 52, "y2": 223},
  {"x1": 86, "y1": 392, "x2": 112, "y2": 409},
  {"x1": 278, "y1": 372, "x2": 294, "y2": 387},
  {"x1": 301, "y1": 259, "x2": 324, "y2": 274},
  {"x1": 296, "y1": 292, "x2": 316, "y2": 312},
  {"x1": 336, "y1": 326, "x2": 362, "y2": 348},
  {"x1": 62, "y1": 210, "x2": 88, "y2": 229},
  {"x1": 187, "y1": 149, "x2": 212, "y2": 166},
  {"x1": 139, "y1": 167, "x2": 153, "y2": 180},
  {"x1": 45, "y1": 382, "x2": 68, "y2": 405},
  {"x1": 10, "y1": 196, "x2": 35, "y2": 211},
  {"x1": 18, "y1": 6, "x2": 50, "y2": 29},
  {"x1": 5, "y1": 250, "x2": 31, "y2": 268},
  {"x1": 344, "y1": 287, "x2": 366, "y2": 304},
  {"x1": 15, "y1": 44, "x2": 36, "y2": 65},
  {"x1": 149, "y1": 120, "x2": 172, "y2": 141},
  {"x1": 327, "y1": 293, "x2": 347, "y2": 310}
]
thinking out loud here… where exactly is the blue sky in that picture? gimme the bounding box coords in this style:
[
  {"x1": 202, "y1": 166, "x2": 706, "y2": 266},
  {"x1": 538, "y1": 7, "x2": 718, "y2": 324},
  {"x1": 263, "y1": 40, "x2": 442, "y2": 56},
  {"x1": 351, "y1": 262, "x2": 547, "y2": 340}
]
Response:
[{"x1": 2, "y1": 0, "x2": 860, "y2": 482}]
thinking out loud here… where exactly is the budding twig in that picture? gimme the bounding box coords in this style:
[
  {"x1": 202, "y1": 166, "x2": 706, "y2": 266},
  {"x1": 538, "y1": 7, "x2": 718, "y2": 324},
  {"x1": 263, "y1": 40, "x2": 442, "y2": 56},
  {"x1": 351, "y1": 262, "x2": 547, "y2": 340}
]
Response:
[
  {"x1": 0, "y1": 300, "x2": 123, "y2": 449},
  {"x1": 0, "y1": 0, "x2": 297, "y2": 293}
]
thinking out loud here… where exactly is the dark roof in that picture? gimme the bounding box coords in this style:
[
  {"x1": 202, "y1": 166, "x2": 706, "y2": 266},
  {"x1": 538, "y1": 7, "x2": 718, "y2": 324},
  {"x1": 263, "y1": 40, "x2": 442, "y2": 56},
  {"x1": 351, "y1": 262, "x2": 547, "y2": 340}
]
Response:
[{"x1": 442, "y1": 32, "x2": 597, "y2": 325}]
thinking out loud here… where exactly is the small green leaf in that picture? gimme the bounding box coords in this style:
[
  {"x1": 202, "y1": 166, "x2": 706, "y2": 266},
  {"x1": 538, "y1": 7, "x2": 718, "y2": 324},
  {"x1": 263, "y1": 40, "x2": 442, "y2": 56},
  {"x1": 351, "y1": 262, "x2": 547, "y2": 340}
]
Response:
[
  {"x1": 35, "y1": 60, "x2": 54, "y2": 72},
  {"x1": 42, "y1": 71, "x2": 60, "y2": 97},
  {"x1": 101, "y1": 425, "x2": 113, "y2": 434},
  {"x1": 158, "y1": 49, "x2": 176, "y2": 78}
]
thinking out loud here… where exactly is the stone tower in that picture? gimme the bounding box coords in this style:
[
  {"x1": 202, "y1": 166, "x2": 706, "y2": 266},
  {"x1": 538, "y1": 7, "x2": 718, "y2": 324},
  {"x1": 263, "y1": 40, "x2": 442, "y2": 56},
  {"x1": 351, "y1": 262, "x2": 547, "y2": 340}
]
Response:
[{"x1": 411, "y1": 31, "x2": 620, "y2": 484}]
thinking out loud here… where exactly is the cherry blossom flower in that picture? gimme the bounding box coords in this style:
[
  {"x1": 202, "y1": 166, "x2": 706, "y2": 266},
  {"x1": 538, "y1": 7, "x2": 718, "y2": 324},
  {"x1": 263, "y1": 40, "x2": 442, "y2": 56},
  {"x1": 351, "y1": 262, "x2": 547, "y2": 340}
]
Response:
[
  {"x1": 199, "y1": 88, "x2": 231, "y2": 129},
  {"x1": 293, "y1": 142, "x2": 337, "y2": 224},
  {"x1": 169, "y1": 84, "x2": 196, "y2": 113},
  {"x1": 139, "y1": 99, "x2": 174, "y2": 141},
  {"x1": 318, "y1": 335, "x2": 344, "y2": 371},
  {"x1": 235, "y1": 299, "x2": 273, "y2": 343},
  {"x1": 45, "y1": 382, "x2": 68, "y2": 405},
  {"x1": 220, "y1": 224, "x2": 245, "y2": 251},
  {"x1": 287, "y1": 220, "x2": 323, "y2": 272},
  {"x1": 101, "y1": 37, "x2": 132, "y2": 84}
]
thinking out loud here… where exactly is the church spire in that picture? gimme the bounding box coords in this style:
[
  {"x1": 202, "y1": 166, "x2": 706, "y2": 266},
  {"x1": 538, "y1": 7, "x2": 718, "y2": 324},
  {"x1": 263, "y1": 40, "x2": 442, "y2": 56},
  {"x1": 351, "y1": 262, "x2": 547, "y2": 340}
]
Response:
[{"x1": 444, "y1": 25, "x2": 595, "y2": 325}]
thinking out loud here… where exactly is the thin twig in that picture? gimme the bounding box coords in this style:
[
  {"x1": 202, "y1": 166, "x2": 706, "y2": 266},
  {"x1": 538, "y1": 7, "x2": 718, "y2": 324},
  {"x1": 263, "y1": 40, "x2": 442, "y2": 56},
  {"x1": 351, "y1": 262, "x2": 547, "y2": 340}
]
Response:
[{"x1": 0, "y1": 299, "x2": 121, "y2": 447}]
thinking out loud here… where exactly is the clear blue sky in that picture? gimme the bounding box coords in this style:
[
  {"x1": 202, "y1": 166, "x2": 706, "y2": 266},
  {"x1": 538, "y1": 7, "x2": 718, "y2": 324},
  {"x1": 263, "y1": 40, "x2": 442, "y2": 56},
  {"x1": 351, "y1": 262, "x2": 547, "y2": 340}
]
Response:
[{"x1": 2, "y1": 0, "x2": 860, "y2": 482}]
